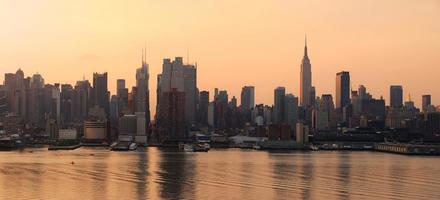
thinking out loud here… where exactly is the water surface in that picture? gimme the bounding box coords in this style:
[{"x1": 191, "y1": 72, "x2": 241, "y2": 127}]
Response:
[{"x1": 0, "y1": 148, "x2": 439, "y2": 200}]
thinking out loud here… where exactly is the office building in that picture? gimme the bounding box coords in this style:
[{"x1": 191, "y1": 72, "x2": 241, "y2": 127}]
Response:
[
  {"x1": 274, "y1": 87, "x2": 285, "y2": 124},
  {"x1": 390, "y1": 85, "x2": 403, "y2": 108},
  {"x1": 300, "y1": 38, "x2": 312, "y2": 107},
  {"x1": 92, "y1": 72, "x2": 109, "y2": 117},
  {"x1": 284, "y1": 94, "x2": 298, "y2": 129},
  {"x1": 241, "y1": 86, "x2": 255, "y2": 122},
  {"x1": 336, "y1": 71, "x2": 350, "y2": 109},
  {"x1": 198, "y1": 91, "x2": 209, "y2": 126},
  {"x1": 422, "y1": 95, "x2": 431, "y2": 112}
]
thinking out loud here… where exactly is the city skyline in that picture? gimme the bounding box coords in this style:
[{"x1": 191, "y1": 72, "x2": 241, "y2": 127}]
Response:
[{"x1": 1, "y1": 0, "x2": 439, "y2": 112}]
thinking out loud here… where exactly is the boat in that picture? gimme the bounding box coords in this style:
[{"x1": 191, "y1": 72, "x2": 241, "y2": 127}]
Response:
[
  {"x1": 183, "y1": 144, "x2": 194, "y2": 152},
  {"x1": 253, "y1": 144, "x2": 262, "y2": 150},
  {"x1": 194, "y1": 143, "x2": 210, "y2": 152},
  {"x1": 129, "y1": 143, "x2": 138, "y2": 150},
  {"x1": 310, "y1": 145, "x2": 319, "y2": 151},
  {"x1": 110, "y1": 141, "x2": 137, "y2": 151},
  {"x1": 0, "y1": 136, "x2": 24, "y2": 151},
  {"x1": 179, "y1": 142, "x2": 210, "y2": 152}
]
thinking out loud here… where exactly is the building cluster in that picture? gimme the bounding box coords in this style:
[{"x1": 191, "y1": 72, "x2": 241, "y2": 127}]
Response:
[{"x1": 0, "y1": 41, "x2": 439, "y2": 146}]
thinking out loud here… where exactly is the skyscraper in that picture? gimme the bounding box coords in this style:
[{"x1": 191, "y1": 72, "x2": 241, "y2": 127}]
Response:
[
  {"x1": 198, "y1": 91, "x2": 209, "y2": 126},
  {"x1": 60, "y1": 84, "x2": 74, "y2": 126},
  {"x1": 300, "y1": 37, "x2": 312, "y2": 107},
  {"x1": 116, "y1": 79, "x2": 128, "y2": 115},
  {"x1": 274, "y1": 87, "x2": 286, "y2": 124},
  {"x1": 390, "y1": 85, "x2": 403, "y2": 108},
  {"x1": 0, "y1": 85, "x2": 7, "y2": 117},
  {"x1": 422, "y1": 95, "x2": 431, "y2": 111},
  {"x1": 183, "y1": 62, "x2": 197, "y2": 125},
  {"x1": 336, "y1": 71, "x2": 350, "y2": 109},
  {"x1": 5, "y1": 69, "x2": 27, "y2": 117},
  {"x1": 134, "y1": 49, "x2": 150, "y2": 144},
  {"x1": 74, "y1": 80, "x2": 91, "y2": 121},
  {"x1": 28, "y1": 73, "x2": 45, "y2": 127},
  {"x1": 157, "y1": 57, "x2": 187, "y2": 143},
  {"x1": 116, "y1": 79, "x2": 125, "y2": 95},
  {"x1": 92, "y1": 72, "x2": 109, "y2": 117},
  {"x1": 284, "y1": 94, "x2": 298, "y2": 129},
  {"x1": 240, "y1": 86, "x2": 255, "y2": 122}
]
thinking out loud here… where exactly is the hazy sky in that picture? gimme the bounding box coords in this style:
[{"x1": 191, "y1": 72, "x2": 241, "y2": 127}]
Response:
[{"x1": 1, "y1": 0, "x2": 439, "y2": 114}]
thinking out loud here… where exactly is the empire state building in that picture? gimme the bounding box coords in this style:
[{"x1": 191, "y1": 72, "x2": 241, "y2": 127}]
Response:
[{"x1": 300, "y1": 37, "x2": 312, "y2": 107}]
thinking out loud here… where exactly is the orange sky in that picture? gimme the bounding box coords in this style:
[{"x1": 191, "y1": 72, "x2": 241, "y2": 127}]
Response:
[{"x1": 1, "y1": 0, "x2": 439, "y2": 114}]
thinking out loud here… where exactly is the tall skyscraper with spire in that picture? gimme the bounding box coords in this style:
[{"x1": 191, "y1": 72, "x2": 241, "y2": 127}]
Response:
[
  {"x1": 300, "y1": 36, "x2": 312, "y2": 108},
  {"x1": 134, "y1": 48, "x2": 150, "y2": 144}
]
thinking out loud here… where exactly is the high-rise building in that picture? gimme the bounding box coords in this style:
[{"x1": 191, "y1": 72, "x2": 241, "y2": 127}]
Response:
[
  {"x1": 116, "y1": 79, "x2": 125, "y2": 95},
  {"x1": 134, "y1": 51, "x2": 150, "y2": 144},
  {"x1": 27, "y1": 73, "x2": 45, "y2": 127},
  {"x1": 284, "y1": 94, "x2": 298, "y2": 129},
  {"x1": 157, "y1": 57, "x2": 188, "y2": 143},
  {"x1": 422, "y1": 95, "x2": 431, "y2": 112},
  {"x1": 336, "y1": 71, "x2": 350, "y2": 109},
  {"x1": 240, "y1": 86, "x2": 255, "y2": 122},
  {"x1": 92, "y1": 72, "x2": 109, "y2": 117},
  {"x1": 158, "y1": 88, "x2": 186, "y2": 143},
  {"x1": 109, "y1": 95, "x2": 119, "y2": 122},
  {"x1": 60, "y1": 84, "x2": 74, "y2": 126},
  {"x1": 300, "y1": 38, "x2": 312, "y2": 107},
  {"x1": 390, "y1": 85, "x2": 403, "y2": 108},
  {"x1": 43, "y1": 84, "x2": 60, "y2": 122},
  {"x1": 74, "y1": 80, "x2": 91, "y2": 121},
  {"x1": 240, "y1": 86, "x2": 255, "y2": 110},
  {"x1": 274, "y1": 87, "x2": 286, "y2": 124},
  {"x1": 312, "y1": 94, "x2": 336, "y2": 131},
  {"x1": 214, "y1": 90, "x2": 228, "y2": 129},
  {"x1": 183, "y1": 62, "x2": 197, "y2": 125},
  {"x1": 198, "y1": 91, "x2": 209, "y2": 126},
  {"x1": 0, "y1": 85, "x2": 7, "y2": 117},
  {"x1": 5, "y1": 69, "x2": 27, "y2": 117}
]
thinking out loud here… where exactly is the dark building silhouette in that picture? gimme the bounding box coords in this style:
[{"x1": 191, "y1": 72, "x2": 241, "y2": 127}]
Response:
[
  {"x1": 158, "y1": 89, "x2": 186, "y2": 143},
  {"x1": 336, "y1": 71, "x2": 350, "y2": 109},
  {"x1": 198, "y1": 91, "x2": 209, "y2": 126},
  {"x1": 74, "y1": 80, "x2": 91, "y2": 121},
  {"x1": 60, "y1": 84, "x2": 74, "y2": 126},
  {"x1": 390, "y1": 85, "x2": 403, "y2": 108},
  {"x1": 422, "y1": 95, "x2": 431, "y2": 112},
  {"x1": 240, "y1": 86, "x2": 255, "y2": 123},
  {"x1": 274, "y1": 87, "x2": 285, "y2": 124},
  {"x1": 92, "y1": 72, "x2": 109, "y2": 117}
]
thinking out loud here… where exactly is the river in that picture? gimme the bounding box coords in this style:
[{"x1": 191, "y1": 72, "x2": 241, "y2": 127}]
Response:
[{"x1": 0, "y1": 148, "x2": 439, "y2": 199}]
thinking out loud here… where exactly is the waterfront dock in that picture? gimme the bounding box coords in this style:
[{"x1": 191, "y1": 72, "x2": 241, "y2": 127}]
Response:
[{"x1": 374, "y1": 143, "x2": 440, "y2": 155}]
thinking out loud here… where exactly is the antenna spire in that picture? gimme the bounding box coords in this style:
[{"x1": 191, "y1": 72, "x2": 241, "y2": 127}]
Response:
[
  {"x1": 304, "y1": 34, "x2": 309, "y2": 58},
  {"x1": 305, "y1": 34, "x2": 307, "y2": 47},
  {"x1": 144, "y1": 41, "x2": 147, "y2": 63}
]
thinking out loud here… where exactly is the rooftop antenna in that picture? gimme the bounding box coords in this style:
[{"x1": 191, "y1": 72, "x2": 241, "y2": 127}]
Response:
[
  {"x1": 305, "y1": 34, "x2": 307, "y2": 46},
  {"x1": 142, "y1": 48, "x2": 144, "y2": 64}
]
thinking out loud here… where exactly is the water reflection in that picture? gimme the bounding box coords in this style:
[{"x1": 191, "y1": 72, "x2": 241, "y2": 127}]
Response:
[
  {"x1": 0, "y1": 149, "x2": 439, "y2": 200},
  {"x1": 336, "y1": 152, "x2": 351, "y2": 200}
]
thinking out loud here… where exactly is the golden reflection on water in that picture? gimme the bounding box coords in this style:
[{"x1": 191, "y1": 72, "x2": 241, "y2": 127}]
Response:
[{"x1": 0, "y1": 148, "x2": 439, "y2": 200}]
